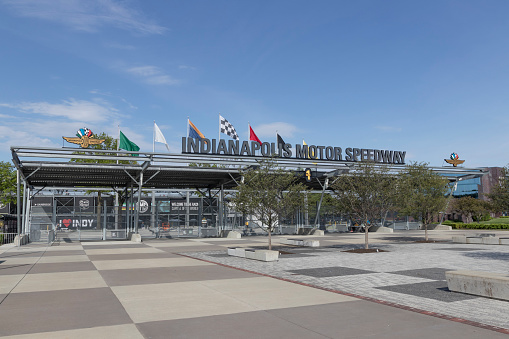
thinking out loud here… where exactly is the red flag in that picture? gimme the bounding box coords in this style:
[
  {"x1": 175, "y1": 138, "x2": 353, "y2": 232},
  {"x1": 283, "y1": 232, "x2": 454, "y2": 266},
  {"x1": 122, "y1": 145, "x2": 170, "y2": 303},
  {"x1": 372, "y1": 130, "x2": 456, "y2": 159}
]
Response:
[{"x1": 249, "y1": 125, "x2": 262, "y2": 144}]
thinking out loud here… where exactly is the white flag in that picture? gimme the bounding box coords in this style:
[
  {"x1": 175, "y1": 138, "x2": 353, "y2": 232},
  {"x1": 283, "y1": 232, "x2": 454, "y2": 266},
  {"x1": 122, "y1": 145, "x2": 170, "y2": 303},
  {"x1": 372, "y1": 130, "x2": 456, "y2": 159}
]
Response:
[{"x1": 154, "y1": 122, "x2": 170, "y2": 151}]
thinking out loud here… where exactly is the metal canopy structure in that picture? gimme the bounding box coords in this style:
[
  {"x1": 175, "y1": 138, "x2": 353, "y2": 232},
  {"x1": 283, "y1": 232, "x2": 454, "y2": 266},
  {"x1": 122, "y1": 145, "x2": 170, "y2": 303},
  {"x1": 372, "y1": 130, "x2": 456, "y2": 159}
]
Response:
[
  {"x1": 10, "y1": 145, "x2": 489, "y2": 240},
  {"x1": 11, "y1": 146, "x2": 488, "y2": 191}
]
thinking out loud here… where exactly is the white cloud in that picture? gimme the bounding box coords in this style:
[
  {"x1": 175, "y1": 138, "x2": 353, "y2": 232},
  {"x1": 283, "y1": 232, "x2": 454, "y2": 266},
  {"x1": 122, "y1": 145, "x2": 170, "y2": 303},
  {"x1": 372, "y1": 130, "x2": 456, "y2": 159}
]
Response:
[
  {"x1": 90, "y1": 89, "x2": 138, "y2": 110},
  {"x1": 126, "y1": 66, "x2": 179, "y2": 86},
  {"x1": 0, "y1": 98, "x2": 118, "y2": 122},
  {"x1": 179, "y1": 65, "x2": 197, "y2": 71},
  {"x1": 253, "y1": 122, "x2": 299, "y2": 138},
  {"x1": 2, "y1": 0, "x2": 166, "y2": 35}
]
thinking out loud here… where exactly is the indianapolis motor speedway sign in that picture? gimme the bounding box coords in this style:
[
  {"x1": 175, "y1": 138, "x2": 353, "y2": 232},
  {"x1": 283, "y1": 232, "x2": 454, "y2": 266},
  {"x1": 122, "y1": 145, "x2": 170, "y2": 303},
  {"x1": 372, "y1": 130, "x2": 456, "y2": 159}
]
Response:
[{"x1": 181, "y1": 137, "x2": 406, "y2": 164}]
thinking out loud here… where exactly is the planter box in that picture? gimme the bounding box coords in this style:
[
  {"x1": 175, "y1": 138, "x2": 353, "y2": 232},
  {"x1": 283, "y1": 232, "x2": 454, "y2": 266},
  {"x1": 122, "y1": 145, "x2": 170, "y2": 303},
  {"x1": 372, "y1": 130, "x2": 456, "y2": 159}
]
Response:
[
  {"x1": 452, "y1": 236, "x2": 467, "y2": 243},
  {"x1": 446, "y1": 270, "x2": 509, "y2": 301},
  {"x1": 303, "y1": 240, "x2": 320, "y2": 247},
  {"x1": 482, "y1": 237, "x2": 500, "y2": 245},
  {"x1": 227, "y1": 248, "x2": 279, "y2": 262},
  {"x1": 466, "y1": 237, "x2": 483, "y2": 244},
  {"x1": 499, "y1": 238, "x2": 509, "y2": 245}
]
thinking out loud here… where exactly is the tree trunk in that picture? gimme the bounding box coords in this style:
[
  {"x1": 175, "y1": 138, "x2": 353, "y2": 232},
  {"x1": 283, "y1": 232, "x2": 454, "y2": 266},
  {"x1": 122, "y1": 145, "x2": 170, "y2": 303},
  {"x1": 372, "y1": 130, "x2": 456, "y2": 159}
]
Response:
[
  {"x1": 364, "y1": 225, "x2": 369, "y2": 249},
  {"x1": 268, "y1": 228, "x2": 272, "y2": 250},
  {"x1": 424, "y1": 224, "x2": 428, "y2": 241}
]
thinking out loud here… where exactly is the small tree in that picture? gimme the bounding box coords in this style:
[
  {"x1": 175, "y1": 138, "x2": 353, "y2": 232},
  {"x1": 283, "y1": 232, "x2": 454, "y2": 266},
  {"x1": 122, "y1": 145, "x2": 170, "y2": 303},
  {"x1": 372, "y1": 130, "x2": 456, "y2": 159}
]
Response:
[
  {"x1": 487, "y1": 166, "x2": 509, "y2": 215},
  {"x1": 452, "y1": 196, "x2": 491, "y2": 223},
  {"x1": 232, "y1": 158, "x2": 306, "y2": 250},
  {"x1": 331, "y1": 161, "x2": 398, "y2": 249},
  {"x1": 398, "y1": 162, "x2": 449, "y2": 241},
  {"x1": 0, "y1": 161, "x2": 17, "y2": 206}
]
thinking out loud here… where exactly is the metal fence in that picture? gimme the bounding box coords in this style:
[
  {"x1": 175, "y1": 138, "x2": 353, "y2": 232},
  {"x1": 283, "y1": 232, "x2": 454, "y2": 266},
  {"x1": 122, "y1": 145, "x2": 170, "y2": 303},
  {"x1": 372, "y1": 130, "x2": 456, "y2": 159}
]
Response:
[{"x1": 0, "y1": 233, "x2": 17, "y2": 245}]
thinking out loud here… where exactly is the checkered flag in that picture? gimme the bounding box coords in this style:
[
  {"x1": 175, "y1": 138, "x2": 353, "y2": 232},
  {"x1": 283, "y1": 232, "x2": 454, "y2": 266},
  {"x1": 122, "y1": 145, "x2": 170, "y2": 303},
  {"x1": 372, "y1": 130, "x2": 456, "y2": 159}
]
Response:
[{"x1": 219, "y1": 115, "x2": 239, "y2": 140}]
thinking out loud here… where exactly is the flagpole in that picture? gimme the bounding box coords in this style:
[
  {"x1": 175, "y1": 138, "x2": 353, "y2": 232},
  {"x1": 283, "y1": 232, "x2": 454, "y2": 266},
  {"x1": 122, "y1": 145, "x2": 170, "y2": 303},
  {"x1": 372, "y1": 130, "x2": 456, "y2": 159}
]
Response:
[
  {"x1": 153, "y1": 120, "x2": 155, "y2": 153},
  {"x1": 249, "y1": 122, "x2": 254, "y2": 156},
  {"x1": 218, "y1": 113, "x2": 221, "y2": 142},
  {"x1": 187, "y1": 117, "x2": 190, "y2": 138}
]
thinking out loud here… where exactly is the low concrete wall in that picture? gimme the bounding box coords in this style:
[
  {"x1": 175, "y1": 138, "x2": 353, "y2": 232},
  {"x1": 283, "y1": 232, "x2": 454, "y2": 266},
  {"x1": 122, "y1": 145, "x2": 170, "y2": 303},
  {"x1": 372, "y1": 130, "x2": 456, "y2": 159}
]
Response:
[
  {"x1": 466, "y1": 237, "x2": 483, "y2": 244},
  {"x1": 482, "y1": 237, "x2": 500, "y2": 245},
  {"x1": 226, "y1": 231, "x2": 241, "y2": 239},
  {"x1": 369, "y1": 226, "x2": 393, "y2": 233},
  {"x1": 130, "y1": 233, "x2": 142, "y2": 243},
  {"x1": 14, "y1": 234, "x2": 29, "y2": 246},
  {"x1": 500, "y1": 238, "x2": 509, "y2": 245},
  {"x1": 228, "y1": 247, "x2": 278, "y2": 261},
  {"x1": 452, "y1": 235, "x2": 467, "y2": 243},
  {"x1": 446, "y1": 270, "x2": 509, "y2": 301},
  {"x1": 428, "y1": 224, "x2": 452, "y2": 231},
  {"x1": 310, "y1": 229, "x2": 325, "y2": 236},
  {"x1": 280, "y1": 238, "x2": 320, "y2": 247}
]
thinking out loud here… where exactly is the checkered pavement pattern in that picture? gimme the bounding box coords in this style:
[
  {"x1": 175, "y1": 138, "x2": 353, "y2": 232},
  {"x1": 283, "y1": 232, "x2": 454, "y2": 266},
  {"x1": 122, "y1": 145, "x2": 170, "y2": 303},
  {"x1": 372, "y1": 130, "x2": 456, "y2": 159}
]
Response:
[
  {"x1": 186, "y1": 234, "x2": 509, "y2": 333},
  {"x1": 219, "y1": 115, "x2": 239, "y2": 140},
  {"x1": 0, "y1": 234, "x2": 508, "y2": 338}
]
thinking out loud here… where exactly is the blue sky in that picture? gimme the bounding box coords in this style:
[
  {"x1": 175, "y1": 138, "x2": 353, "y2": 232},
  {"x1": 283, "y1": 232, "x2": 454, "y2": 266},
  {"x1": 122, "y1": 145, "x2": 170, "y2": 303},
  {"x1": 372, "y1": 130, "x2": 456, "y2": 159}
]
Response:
[{"x1": 1, "y1": 0, "x2": 509, "y2": 167}]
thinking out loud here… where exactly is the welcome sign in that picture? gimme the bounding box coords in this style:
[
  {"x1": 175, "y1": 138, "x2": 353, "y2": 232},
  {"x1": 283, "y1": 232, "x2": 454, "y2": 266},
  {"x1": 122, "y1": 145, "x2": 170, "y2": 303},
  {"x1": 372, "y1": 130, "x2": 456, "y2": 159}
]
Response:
[{"x1": 181, "y1": 137, "x2": 406, "y2": 164}]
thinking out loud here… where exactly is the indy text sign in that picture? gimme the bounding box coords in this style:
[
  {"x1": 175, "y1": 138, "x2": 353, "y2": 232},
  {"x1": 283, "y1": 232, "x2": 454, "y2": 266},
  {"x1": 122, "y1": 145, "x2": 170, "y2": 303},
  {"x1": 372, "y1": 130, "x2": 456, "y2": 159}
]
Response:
[{"x1": 181, "y1": 137, "x2": 406, "y2": 164}]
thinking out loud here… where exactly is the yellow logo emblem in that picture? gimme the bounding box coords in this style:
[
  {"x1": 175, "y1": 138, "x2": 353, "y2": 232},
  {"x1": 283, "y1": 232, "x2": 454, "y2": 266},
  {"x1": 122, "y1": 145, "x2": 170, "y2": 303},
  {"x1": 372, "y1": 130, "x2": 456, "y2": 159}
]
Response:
[{"x1": 63, "y1": 128, "x2": 105, "y2": 148}]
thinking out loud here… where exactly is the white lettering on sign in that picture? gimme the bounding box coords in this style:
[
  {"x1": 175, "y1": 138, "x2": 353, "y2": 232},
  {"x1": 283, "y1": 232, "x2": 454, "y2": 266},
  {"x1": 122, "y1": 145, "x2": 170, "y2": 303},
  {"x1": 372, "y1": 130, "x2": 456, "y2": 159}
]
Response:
[{"x1": 58, "y1": 219, "x2": 95, "y2": 228}]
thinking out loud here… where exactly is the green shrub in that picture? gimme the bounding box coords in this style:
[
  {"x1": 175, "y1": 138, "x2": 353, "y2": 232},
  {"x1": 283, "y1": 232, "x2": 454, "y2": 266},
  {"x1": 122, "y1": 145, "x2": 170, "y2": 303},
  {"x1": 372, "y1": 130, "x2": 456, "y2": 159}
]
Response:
[
  {"x1": 442, "y1": 220, "x2": 462, "y2": 226},
  {"x1": 0, "y1": 233, "x2": 3, "y2": 245},
  {"x1": 473, "y1": 213, "x2": 491, "y2": 222},
  {"x1": 450, "y1": 223, "x2": 509, "y2": 230}
]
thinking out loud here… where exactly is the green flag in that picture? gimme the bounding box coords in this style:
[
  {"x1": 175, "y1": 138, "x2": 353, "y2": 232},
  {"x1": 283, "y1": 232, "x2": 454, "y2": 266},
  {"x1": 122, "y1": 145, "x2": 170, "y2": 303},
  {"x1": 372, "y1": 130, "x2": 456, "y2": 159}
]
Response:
[{"x1": 119, "y1": 131, "x2": 140, "y2": 156}]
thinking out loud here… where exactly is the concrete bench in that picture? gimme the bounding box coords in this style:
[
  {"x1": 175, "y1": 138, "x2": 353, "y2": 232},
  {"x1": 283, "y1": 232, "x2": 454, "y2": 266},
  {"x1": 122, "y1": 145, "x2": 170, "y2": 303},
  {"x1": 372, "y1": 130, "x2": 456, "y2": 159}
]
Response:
[
  {"x1": 280, "y1": 238, "x2": 320, "y2": 247},
  {"x1": 446, "y1": 270, "x2": 509, "y2": 301},
  {"x1": 452, "y1": 235, "x2": 509, "y2": 245},
  {"x1": 227, "y1": 247, "x2": 279, "y2": 262},
  {"x1": 466, "y1": 237, "x2": 483, "y2": 244}
]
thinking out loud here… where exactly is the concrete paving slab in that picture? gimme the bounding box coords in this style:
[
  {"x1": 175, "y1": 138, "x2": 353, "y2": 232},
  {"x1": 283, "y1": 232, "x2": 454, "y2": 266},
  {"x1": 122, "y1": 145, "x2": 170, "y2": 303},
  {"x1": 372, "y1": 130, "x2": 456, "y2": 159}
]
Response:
[
  {"x1": 199, "y1": 276, "x2": 358, "y2": 309},
  {"x1": 0, "y1": 274, "x2": 25, "y2": 294},
  {"x1": 388, "y1": 267, "x2": 451, "y2": 281},
  {"x1": 376, "y1": 280, "x2": 478, "y2": 302},
  {"x1": 289, "y1": 266, "x2": 375, "y2": 277},
  {"x1": 42, "y1": 246, "x2": 84, "y2": 252},
  {"x1": 0, "y1": 263, "x2": 32, "y2": 275},
  {"x1": 0, "y1": 257, "x2": 39, "y2": 266},
  {"x1": 28, "y1": 261, "x2": 97, "y2": 274},
  {"x1": 157, "y1": 245, "x2": 229, "y2": 252},
  {"x1": 269, "y1": 301, "x2": 509, "y2": 339},
  {"x1": 40, "y1": 250, "x2": 87, "y2": 257},
  {"x1": 84, "y1": 247, "x2": 165, "y2": 255},
  {"x1": 112, "y1": 280, "x2": 258, "y2": 323},
  {"x1": 36, "y1": 255, "x2": 90, "y2": 264},
  {"x1": 136, "y1": 310, "x2": 328, "y2": 339},
  {"x1": 0, "y1": 324, "x2": 144, "y2": 339},
  {"x1": 0, "y1": 288, "x2": 132, "y2": 337},
  {"x1": 87, "y1": 252, "x2": 179, "y2": 261},
  {"x1": 0, "y1": 250, "x2": 45, "y2": 258},
  {"x1": 12, "y1": 270, "x2": 107, "y2": 293},
  {"x1": 145, "y1": 241, "x2": 213, "y2": 248},
  {"x1": 92, "y1": 257, "x2": 214, "y2": 270},
  {"x1": 100, "y1": 264, "x2": 257, "y2": 286},
  {"x1": 81, "y1": 243, "x2": 149, "y2": 249}
]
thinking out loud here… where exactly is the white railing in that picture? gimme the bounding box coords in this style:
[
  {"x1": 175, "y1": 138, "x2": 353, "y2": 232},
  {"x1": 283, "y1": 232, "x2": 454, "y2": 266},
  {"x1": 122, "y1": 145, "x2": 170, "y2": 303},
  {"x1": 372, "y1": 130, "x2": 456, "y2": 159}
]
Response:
[{"x1": 0, "y1": 233, "x2": 18, "y2": 245}]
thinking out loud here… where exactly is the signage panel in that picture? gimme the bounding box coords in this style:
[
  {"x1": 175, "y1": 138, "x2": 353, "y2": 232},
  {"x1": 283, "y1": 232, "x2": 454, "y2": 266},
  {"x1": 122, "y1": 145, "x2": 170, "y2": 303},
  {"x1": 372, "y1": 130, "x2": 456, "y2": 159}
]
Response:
[{"x1": 181, "y1": 137, "x2": 406, "y2": 164}]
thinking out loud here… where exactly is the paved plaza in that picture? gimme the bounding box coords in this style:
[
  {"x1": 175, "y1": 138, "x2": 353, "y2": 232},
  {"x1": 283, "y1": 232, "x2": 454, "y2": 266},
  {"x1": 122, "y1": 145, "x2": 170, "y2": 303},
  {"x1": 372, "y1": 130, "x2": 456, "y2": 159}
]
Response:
[{"x1": 0, "y1": 230, "x2": 508, "y2": 338}]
